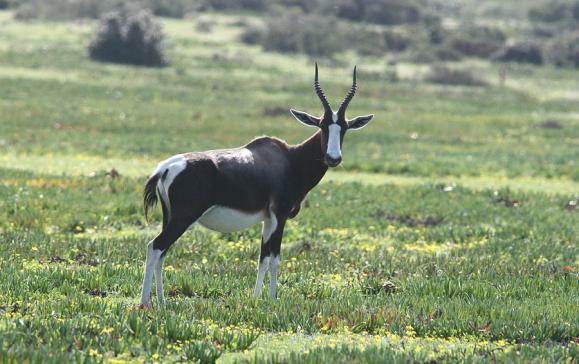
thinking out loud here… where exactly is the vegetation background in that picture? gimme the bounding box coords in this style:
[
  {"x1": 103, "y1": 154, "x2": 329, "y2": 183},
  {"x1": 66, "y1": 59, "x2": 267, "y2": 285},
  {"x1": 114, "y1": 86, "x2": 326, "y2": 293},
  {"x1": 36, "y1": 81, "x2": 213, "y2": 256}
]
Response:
[{"x1": 0, "y1": 0, "x2": 577, "y2": 362}]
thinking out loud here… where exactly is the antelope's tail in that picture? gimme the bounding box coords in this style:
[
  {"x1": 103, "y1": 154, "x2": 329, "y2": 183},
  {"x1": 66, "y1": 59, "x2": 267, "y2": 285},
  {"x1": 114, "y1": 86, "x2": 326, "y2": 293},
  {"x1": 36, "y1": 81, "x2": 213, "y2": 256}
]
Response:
[{"x1": 143, "y1": 173, "x2": 160, "y2": 222}]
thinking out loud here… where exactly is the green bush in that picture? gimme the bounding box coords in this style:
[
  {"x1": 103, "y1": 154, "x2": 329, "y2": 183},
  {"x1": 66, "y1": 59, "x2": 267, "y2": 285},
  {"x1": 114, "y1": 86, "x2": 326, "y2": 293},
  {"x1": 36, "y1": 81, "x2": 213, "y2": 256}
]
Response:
[
  {"x1": 14, "y1": 0, "x2": 111, "y2": 20},
  {"x1": 204, "y1": 0, "x2": 267, "y2": 11},
  {"x1": 242, "y1": 14, "x2": 346, "y2": 57},
  {"x1": 425, "y1": 66, "x2": 486, "y2": 86},
  {"x1": 424, "y1": 14, "x2": 444, "y2": 44},
  {"x1": 347, "y1": 28, "x2": 386, "y2": 56},
  {"x1": 143, "y1": 0, "x2": 201, "y2": 18},
  {"x1": 450, "y1": 25, "x2": 506, "y2": 58},
  {"x1": 240, "y1": 23, "x2": 265, "y2": 45},
  {"x1": 88, "y1": 7, "x2": 168, "y2": 67},
  {"x1": 383, "y1": 30, "x2": 412, "y2": 51},
  {"x1": 531, "y1": 24, "x2": 557, "y2": 38},
  {"x1": 573, "y1": 1, "x2": 579, "y2": 20},
  {"x1": 269, "y1": 0, "x2": 317, "y2": 12},
  {"x1": 11, "y1": 0, "x2": 205, "y2": 20},
  {"x1": 492, "y1": 41, "x2": 543, "y2": 65},
  {"x1": 242, "y1": 15, "x2": 418, "y2": 57},
  {"x1": 319, "y1": 0, "x2": 421, "y2": 25},
  {"x1": 365, "y1": 0, "x2": 421, "y2": 25},
  {"x1": 407, "y1": 46, "x2": 462, "y2": 64},
  {"x1": 545, "y1": 31, "x2": 579, "y2": 67},
  {"x1": 528, "y1": 2, "x2": 569, "y2": 23},
  {"x1": 432, "y1": 46, "x2": 463, "y2": 61}
]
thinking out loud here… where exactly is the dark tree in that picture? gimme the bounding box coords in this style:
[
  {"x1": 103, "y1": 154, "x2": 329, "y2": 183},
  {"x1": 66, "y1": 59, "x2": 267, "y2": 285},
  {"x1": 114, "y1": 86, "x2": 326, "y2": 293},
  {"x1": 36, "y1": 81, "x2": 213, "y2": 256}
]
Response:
[{"x1": 89, "y1": 7, "x2": 168, "y2": 67}]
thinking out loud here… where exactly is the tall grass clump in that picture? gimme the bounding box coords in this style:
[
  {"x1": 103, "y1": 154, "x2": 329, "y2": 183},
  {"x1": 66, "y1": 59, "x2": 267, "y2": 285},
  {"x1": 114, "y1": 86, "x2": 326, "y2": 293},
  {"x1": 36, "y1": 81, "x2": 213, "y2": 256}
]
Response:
[{"x1": 88, "y1": 7, "x2": 168, "y2": 67}]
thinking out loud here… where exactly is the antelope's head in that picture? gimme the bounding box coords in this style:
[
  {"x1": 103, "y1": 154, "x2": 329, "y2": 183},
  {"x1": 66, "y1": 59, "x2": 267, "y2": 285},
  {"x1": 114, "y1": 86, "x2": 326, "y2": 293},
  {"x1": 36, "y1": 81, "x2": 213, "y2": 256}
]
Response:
[{"x1": 290, "y1": 63, "x2": 374, "y2": 167}]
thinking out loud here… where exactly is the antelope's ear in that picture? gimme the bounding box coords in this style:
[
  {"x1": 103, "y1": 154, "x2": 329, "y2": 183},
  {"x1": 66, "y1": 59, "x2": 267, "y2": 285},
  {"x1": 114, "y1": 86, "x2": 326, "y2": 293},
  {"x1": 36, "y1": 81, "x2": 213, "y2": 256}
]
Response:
[
  {"x1": 348, "y1": 114, "x2": 374, "y2": 130},
  {"x1": 290, "y1": 109, "x2": 320, "y2": 127}
]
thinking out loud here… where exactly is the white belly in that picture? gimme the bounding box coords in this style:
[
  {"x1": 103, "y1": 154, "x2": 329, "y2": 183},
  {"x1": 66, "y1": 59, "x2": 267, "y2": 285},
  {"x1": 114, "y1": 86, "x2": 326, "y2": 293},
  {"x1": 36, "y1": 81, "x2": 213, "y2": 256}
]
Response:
[{"x1": 197, "y1": 205, "x2": 266, "y2": 233}]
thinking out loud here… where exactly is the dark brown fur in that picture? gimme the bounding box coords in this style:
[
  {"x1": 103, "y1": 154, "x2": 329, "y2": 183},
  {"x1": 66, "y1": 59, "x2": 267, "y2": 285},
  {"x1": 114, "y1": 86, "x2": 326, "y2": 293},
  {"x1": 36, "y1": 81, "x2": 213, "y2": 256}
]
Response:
[{"x1": 144, "y1": 131, "x2": 327, "y2": 256}]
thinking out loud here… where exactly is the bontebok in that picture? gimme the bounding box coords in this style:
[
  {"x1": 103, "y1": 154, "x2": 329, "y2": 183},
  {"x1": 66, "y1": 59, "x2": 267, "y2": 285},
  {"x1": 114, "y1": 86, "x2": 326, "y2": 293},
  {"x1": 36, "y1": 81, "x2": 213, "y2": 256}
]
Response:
[{"x1": 140, "y1": 64, "x2": 374, "y2": 307}]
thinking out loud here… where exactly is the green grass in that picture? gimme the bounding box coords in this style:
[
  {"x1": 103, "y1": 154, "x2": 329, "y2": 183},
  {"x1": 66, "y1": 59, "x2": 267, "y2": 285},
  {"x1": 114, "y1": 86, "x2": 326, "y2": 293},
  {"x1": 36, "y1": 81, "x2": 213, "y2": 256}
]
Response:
[{"x1": 0, "y1": 9, "x2": 577, "y2": 363}]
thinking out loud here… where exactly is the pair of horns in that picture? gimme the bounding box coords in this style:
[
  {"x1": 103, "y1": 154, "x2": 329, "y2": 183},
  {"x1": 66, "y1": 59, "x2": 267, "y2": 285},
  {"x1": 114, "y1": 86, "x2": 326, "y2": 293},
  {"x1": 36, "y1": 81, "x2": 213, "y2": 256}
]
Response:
[{"x1": 314, "y1": 62, "x2": 357, "y2": 118}]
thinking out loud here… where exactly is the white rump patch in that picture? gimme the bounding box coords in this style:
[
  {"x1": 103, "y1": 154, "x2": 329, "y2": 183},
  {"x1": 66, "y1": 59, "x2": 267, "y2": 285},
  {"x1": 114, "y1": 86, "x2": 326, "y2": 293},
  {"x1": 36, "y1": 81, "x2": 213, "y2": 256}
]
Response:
[
  {"x1": 327, "y1": 124, "x2": 342, "y2": 159},
  {"x1": 198, "y1": 205, "x2": 266, "y2": 233},
  {"x1": 153, "y1": 154, "x2": 186, "y2": 215}
]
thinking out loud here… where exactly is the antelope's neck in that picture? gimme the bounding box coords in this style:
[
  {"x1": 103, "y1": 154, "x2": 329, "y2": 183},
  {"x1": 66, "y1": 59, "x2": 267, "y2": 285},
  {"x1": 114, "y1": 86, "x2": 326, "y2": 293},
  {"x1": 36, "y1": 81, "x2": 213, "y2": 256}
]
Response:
[{"x1": 290, "y1": 131, "x2": 328, "y2": 195}]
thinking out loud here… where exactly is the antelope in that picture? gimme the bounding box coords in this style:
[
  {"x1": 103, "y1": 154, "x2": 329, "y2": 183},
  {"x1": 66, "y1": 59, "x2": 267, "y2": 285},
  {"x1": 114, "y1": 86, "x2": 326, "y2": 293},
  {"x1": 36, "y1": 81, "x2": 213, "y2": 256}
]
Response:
[{"x1": 139, "y1": 64, "x2": 374, "y2": 307}]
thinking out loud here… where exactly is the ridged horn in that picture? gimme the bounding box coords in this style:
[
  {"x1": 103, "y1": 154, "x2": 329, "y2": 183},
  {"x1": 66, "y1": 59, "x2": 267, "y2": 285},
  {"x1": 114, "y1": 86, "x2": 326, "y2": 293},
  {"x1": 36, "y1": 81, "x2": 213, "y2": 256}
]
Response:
[
  {"x1": 338, "y1": 66, "x2": 357, "y2": 118},
  {"x1": 314, "y1": 62, "x2": 332, "y2": 115}
]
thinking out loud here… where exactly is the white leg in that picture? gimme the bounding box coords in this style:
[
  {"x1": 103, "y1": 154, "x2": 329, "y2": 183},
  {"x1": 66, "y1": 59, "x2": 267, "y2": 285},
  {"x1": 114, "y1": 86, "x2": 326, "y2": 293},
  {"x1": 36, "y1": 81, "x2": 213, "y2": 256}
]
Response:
[
  {"x1": 254, "y1": 256, "x2": 270, "y2": 297},
  {"x1": 254, "y1": 215, "x2": 277, "y2": 297},
  {"x1": 155, "y1": 256, "x2": 165, "y2": 305},
  {"x1": 269, "y1": 254, "x2": 280, "y2": 298},
  {"x1": 140, "y1": 241, "x2": 162, "y2": 306}
]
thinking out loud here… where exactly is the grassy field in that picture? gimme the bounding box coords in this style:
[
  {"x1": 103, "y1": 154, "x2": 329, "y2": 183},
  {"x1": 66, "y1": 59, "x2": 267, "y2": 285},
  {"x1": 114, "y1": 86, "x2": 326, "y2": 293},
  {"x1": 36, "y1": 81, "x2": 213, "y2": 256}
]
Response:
[{"x1": 0, "y1": 9, "x2": 578, "y2": 363}]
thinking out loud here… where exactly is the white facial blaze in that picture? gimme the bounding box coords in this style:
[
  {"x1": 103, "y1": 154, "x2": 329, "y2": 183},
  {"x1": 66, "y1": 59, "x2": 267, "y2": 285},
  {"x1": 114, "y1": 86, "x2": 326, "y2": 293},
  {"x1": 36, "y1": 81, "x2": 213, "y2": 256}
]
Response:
[{"x1": 327, "y1": 123, "x2": 342, "y2": 159}]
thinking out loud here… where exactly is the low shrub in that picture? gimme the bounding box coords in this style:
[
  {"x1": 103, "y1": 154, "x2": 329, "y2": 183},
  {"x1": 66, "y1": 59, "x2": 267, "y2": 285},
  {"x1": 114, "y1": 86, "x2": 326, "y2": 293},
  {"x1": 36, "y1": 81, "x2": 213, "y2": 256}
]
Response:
[
  {"x1": 240, "y1": 23, "x2": 265, "y2": 45},
  {"x1": 450, "y1": 25, "x2": 506, "y2": 58},
  {"x1": 573, "y1": 1, "x2": 579, "y2": 20},
  {"x1": 383, "y1": 30, "x2": 412, "y2": 51},
  {"x1": 545, "y1": 31, "x2": 579, "y2": 67},
  {"x1": 242, "y1": 14, "x2": 345, "y2": 57},
  {"x1": 407, "y1": 45, "x2": 462, "y2": 64},
  {"x1": 14, "y1": 0, "x2": 108, "y2": 20},
  {"x1": 347, "y1": 28, "x2": 386, "y2": 56},
  {"x1": 88, "y1": 7, "x2": 168, "y2": 67},
  {"x1": 425, "y1": 66, "x2": 486, "y2": 86},
  {"x1": 433, "y1": 47, "x2": 463, "y2": 61},
  {"x1": 424, "y1": 14, "x2": 444, "y2": 44},
  {"x1": 363, "y1": 0, "x2": 421, "y2": 25},
  {"x1": 272, "y1": 0, "x2": 319, "y2": 12},
  {"x1": 319, "y1": 0, "x2": 422, "y2": 25},
  {"x1": 11, "y1": 0, "x2": 204, "y2": 20},
  {"x1": 531, "y1": 25, "x2": 557, "y2": 39},
  {"x1": 242, "y1": 14, "x2": 423, "y2": 57},
  {"x1": 529, "y1": 2, "x2": 569, "y2": 23},
  {"x1": 143, "y1": 0, "x2": 200, "y2": 18},
  {"x1": 492, "y1": 41, "x2": 543, "y2": 65},
  {"x1": 204, "y1": 0, "x2": 268, "y2": 11}
]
